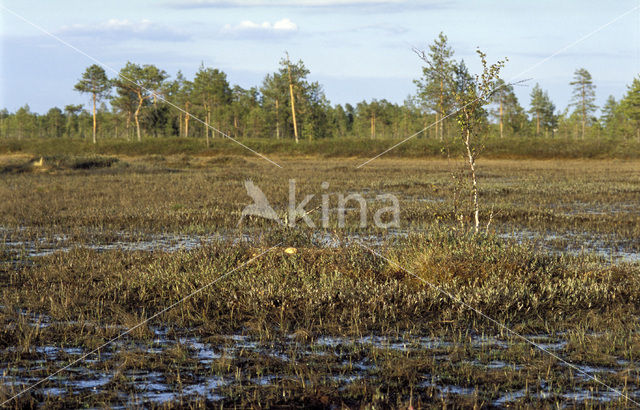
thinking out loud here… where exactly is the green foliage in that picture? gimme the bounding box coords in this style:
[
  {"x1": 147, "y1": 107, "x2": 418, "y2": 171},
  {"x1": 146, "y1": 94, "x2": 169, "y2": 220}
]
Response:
[
  {"x1": 619, "y1": 76, "x2": 640, "y2": 140},
  {"x1": 193, "y1": 65, "x2": 232, "y2": 140},
  {"x1": 453, "y1": 51, "x2": 504, "y2": 137},
  {"x1": 568, "y1": 68, "x2": 597, "y2": 138},
  {"x1": 413, "y1": 32, "x2": 457, "y2": 139},
  {"x1": 2, "y1": 33, "x2": 640, "y2": 144},
  {"x1": 490, "y1": 79, "x2": 527, "y2": 137},
  {"x1": 601, "y1": 95, "x2": 620, "y2": 129},
  {"x1": 44, "y1": 107, "x2": 65, "y2": 138},
  {"x1": 3, "y1": 135, "x2": 640, "y2": 159},
  {"x1": 259, "y1": 55, "x2": 330, "y2": 141},
  {"x1": 414, "y1": 33, "x2": 455, "y2": 113},
  {"x1": 74, "y1": 64, "x2": 112, "y2": 143},
  {"x1": 569, "y1": 69, "x2": 597, "y2": 115},
  {"x1": 529, "y1": 83, "x2": 557, "y2": 136},
  {"x1": 113, "y1": 62, "x2": 168, "y2": 141},
  {"x1": 74, "y1": 64, "x2": 111, "y2": 98}
]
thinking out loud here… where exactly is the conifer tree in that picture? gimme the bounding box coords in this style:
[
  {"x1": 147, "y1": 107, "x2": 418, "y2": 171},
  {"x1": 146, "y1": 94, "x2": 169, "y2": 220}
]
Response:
[
  {"x1": 569, "y1": 68, "x2": 597, "y2": 139},
  {"x1": 74, "y1": 64, "x2": 111, "y2": 144}
]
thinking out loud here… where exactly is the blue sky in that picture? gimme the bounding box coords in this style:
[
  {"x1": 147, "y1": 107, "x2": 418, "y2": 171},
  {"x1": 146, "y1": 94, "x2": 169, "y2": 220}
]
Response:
[{"x1": 1, "y1": 0, "x2": 639, "y2": 114}]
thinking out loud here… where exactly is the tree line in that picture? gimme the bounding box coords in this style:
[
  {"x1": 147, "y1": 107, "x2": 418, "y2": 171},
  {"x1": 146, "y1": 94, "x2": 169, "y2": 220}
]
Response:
[{"x1": 1, "y1": 33, "x2": 639, "y2": 143}]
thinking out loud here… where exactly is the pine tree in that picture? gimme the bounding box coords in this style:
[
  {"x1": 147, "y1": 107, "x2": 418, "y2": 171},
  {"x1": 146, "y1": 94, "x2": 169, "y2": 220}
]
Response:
[
  {"x1": 414, "y1": 32, "x2": 456, "y2": 140},
  {"x1": 529, "y1": 84, "x2": 556, "y2": 136},
  {"x1": 491, "y1": 79, "x2": 525, "y2": 138},
  {"x1": 45, "y1": 107, "x2": 65, "y2": 138},
  {"x1": 569, "y1": 68, "x2": 597, "y2": 139},
  {"x1": 14, "y1": 104, "x2": 36, "y2": 139},
  {"x1": 164, "y1": 71, "x2": 193, "y2": 138},
  {"x1": 261, "y1": 56, "x2": 328, "y2": 141},
  {"x1": 600, "y1": 95, "x2": 625, "y2": 136},
  {"x1": 63, "y1": 104, "x2": 82, "y2": 138},
  {"x1": 261, "y1": 71, "x2": 289, "y2": 139},
  {"x1": 230, "y1": 85, "x2": 259, "y2": 138},
  {"x1": 110, "y1": 89, "x2": 137, "y2": 140},
  {"x1": 113, "y1": 62, "x2": 168, "y2": 142},
  {"x1": 620, "y1": 76, "x2": 640, "y2": 141},
  {"x1": 193, "y1": 65, "x2": 232, "y2": 146},
  {"x1": 74, "y1": 65, "x2": 111, "y2": 144}
]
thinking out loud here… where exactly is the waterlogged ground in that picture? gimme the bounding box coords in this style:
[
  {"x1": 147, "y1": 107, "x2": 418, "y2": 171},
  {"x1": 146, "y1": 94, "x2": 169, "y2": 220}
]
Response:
[
  {"x1": 1, "y1": 155, "x2": 640, "y2": 407},
  {"x1": 2, "y1": 225, "x2": 640, "y2": 265},
  {"x1": 1, "y1": 155, "x2": 639, "y2": 261},
  {"x1": 2, "y1": 307, "x2": 639, "y2": 408}
]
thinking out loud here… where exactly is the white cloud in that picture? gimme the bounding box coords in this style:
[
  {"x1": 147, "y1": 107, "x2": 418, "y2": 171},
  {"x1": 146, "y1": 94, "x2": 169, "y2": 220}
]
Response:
[
  {"x1": 222, "y1": 18, "x2": 298, "y2": 36},
  {"x1": 59, "y1": 19, "x2": 189, "y2": 41},
  {"x1": 273, "y1": 18, "x2": 298, "y2": 31}
]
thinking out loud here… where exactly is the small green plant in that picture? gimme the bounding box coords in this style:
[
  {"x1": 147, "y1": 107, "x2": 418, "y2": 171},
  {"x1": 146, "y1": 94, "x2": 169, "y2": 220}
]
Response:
[
  {"x1": 416, "y1": 48, "x2": 506, "y2": 233},
  {"x1": 454, "y1": 50, "x2": 505, "y2": 233}
]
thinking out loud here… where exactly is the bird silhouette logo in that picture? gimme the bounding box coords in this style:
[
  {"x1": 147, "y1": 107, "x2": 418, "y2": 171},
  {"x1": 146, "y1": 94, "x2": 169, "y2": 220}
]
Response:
[{"x1": 238, "y1": 180, "x2": 282, "y2": 226}]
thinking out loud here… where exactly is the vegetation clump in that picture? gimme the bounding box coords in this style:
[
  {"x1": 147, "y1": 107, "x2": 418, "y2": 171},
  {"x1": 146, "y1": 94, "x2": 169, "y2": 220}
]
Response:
[{"x1": 1, "y1": 230, "x2": 639, "y2": 408}]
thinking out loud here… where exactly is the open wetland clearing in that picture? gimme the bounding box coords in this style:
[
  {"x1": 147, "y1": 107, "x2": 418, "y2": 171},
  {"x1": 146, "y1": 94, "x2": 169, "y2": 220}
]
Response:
[{"x1": 1, "y1": 154, "x2": 640, "y2": 407}]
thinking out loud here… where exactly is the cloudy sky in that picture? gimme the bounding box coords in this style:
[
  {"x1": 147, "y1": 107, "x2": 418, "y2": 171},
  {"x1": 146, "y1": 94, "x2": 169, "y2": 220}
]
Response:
[{"x1": 1, "y1": 0, "x2": 639, "y2": 114}]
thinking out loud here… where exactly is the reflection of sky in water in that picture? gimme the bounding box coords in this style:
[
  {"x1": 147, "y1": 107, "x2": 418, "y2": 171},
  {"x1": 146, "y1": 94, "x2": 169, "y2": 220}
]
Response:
[
  {"x1": 2, "y1": 224, "x2": 639, "y2": 264},
  {"x1": 1, "y1": 308, "x2": 638, "y2": 407}
]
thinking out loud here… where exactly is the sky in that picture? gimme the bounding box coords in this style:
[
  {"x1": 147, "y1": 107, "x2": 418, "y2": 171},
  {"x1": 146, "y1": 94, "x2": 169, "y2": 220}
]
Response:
[{"x1": 1, "y1": 0, "x2": 639, "y2": 115}]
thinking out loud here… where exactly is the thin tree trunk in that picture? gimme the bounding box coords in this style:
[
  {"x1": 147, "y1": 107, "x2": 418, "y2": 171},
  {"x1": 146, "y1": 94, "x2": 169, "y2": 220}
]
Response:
[
  {"x1": 184, "y1": 102, "x2": 190, "y2": 138},
  {"x1": 403, "y1": 111, "x2": 408, "y2": 137},
  {"x1": 289, "y1": 82, "x2": 298, "y2": 143},
  {"x1": 536, "y1": 112, "x2": 540, "y2": 136},
  {"x1": 499, "y1": 100, "x2": 503, "y2": 139},
  {"x1": 581, "y1": 87, "x2": 586, "y2": 139},
  {"x1": 439, "y1": 79, "x2": 444, "y2": 140},
  {"x1": 233, "y1": 115, "x2": 238, "y2": 138},
  {"x1": 92, "y1": 93, "x2": 97, "y2": 144},
  {"x1": 125, "y1": 113, "x2": 131, "y2": 141},
  {"x1": 276, "y1": 98, "x2": 280, "y2": 139},
  {"x1": 370, "y1": 113, "x2": 376, "y2": 139},
  {"x1": 424, "y1": 115, "x2": 429, "y2": 138},
  {"x1": 464, "y1": 109, "x2": 479, "y2": 234},
  {"x1": 205, "y1": 110, "x2": 210, "y2": 148},
  {"x1": 134, "y1": 94, "x2": 143, "y2": 142},
  {"x1": 287, "y1": 62, "x2": 299, "y2": 143}
]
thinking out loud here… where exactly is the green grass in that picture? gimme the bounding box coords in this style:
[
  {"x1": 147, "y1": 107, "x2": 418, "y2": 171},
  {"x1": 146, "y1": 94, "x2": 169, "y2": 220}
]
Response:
[{"x1": 2, "y1": 135, "x2": 640, "y2": 159}]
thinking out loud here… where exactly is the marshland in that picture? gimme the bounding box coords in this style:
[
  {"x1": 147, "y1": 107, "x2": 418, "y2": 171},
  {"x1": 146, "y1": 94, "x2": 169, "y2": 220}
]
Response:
[
  {"x1": 1, "y1": 138, "x2": 639, "y2": 408},
  {"x1": 3, "y1": 2, "x2": 640, "y2": 406}
]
